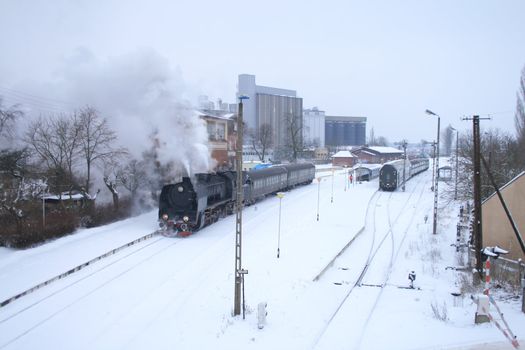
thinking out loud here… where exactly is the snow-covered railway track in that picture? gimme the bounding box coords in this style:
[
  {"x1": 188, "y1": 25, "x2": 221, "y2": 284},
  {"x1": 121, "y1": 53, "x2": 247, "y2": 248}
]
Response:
[
  {"x1": 0, "y1": 235, "x2": 185, "y2": 349},
  {"x1": 358, "y1": 174, "x2": 426, "y2": 286},
  {"x1": 0, "y1": 231, "x2": 163, "y2": 310},
  {"x1": 313, "y1": 174, "x2": 428, "y2": 349}
]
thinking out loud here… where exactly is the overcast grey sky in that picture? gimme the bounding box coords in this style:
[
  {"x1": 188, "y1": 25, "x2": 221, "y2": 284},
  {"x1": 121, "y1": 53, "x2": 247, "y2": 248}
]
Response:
[{"x1": 1, "y1": 0, "x2": 524, "y2": 143}]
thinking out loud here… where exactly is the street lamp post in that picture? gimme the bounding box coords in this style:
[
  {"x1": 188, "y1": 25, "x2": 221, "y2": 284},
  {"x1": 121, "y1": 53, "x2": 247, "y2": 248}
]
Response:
[
  {"x1": 344, "y1": 168, "x2": 347, "y2": 192},
  {"x1": 42, "y1": 182, "x2": 48, "y2": 230},
  {"x1": 316, "y1": 177, "x2": 321, "y2": 221},
  {"x1": 450, "y1": 127, "x2": 459, "y2": 200},
  {"x1": 276, "y1": 192, "x2": 284, "y2": 258},
  {"x1": 42, "y1": 191, "x2": 46, "y2": 229},
  {"x1": 425, "y1": 109, "x2": 440, "y2": 235},
  {"x1": 331, "y1": 170, "x2": 334, "y2": 203}
]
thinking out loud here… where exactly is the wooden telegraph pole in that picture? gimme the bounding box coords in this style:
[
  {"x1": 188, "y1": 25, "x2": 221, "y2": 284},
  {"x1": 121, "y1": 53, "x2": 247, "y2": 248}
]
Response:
[{"x1": 463, "y1": 115, "x2": 490, "y2": 278}]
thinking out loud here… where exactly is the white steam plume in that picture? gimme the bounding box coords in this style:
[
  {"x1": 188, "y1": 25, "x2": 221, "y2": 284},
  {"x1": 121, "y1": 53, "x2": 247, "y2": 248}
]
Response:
[{"x1": 55, "y1": 47, "x2": 213, "y2": 178}]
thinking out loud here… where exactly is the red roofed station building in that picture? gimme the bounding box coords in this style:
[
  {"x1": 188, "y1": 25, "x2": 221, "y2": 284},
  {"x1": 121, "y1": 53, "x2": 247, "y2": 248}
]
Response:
[
  {"x1": 331, "y1": 151, "x2": 357, "y2": 167},
  {"x1": 351, "y1": 146, "x2": 403, "y2": 164}
]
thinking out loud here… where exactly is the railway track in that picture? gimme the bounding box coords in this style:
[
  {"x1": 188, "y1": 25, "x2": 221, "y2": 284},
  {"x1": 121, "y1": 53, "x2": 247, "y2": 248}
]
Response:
[
  {"x1": 1, "y1": 190, "x2": 302, "y2": 349},
  {"x1": 0, "y1": 234, "x2": 187, "y2": 349},
  {"x1": 312, "y1": 173, "x2": 429, "y2": 349}
]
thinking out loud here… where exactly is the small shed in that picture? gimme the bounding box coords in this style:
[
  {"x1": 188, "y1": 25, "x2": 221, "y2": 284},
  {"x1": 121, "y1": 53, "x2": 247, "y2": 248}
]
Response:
[
  {"x1": 438, "y1": 166, "x2": 453, "y2": 181},
  {"x1": 331, "y1": 151, "x2": 356, "y2": 167}
]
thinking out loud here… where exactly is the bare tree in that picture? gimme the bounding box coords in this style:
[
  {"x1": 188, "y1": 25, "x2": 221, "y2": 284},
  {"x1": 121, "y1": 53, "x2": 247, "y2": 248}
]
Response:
[
  {"x1": 103, "y1": 174, "x2": 120, "y2": 211},
  {"x1": 514, "y1": 65, "x2": 525, "y2": 169},
  {"x1": 25, "y1": 114, "x2": 82, "y2": 193},
  {"x1": 250, "y1": 123, "x2": 273, "y2": 162},
  {"x1": 455, "y1": 128, "x2": 517, "y2": 201},
  {"x1": 119, "y1": 158, "x2": 148, "y2": 198},
  {"x1": 367, "y1": 127, "x2": 388, "y2": 147},
  {"x1": 0, "y1": 97, "x2": 24, "y2": 148},
  {"x1": 77, "y1": 106, "x2": 127, "y2": 193},
  {"x1": 0, "y1": 147, "x2": 34, "y2": 234},
  {"x1": 375, "y1": 136, "x2": 389, "y2": 147},
  {"x1": 284, "y1": 112, "x2": 303, "y2": 162},
  {"x1": 0, "y1": 97, "x2": 23, "y2": 143},
  {"x1": 368, "y1": 127, "x2": 376, "y2": 146}
]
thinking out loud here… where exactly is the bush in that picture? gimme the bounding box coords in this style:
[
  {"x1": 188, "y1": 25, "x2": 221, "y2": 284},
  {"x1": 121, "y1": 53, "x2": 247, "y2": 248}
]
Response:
[{"x1": 0, "y1": 197, "x2": 137, "y2": 249}]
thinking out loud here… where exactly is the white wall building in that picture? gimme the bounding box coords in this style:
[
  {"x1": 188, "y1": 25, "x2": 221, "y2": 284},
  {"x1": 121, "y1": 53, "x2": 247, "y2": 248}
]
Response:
[
  {"x1": 237, "y1": 74, "x2": 302, "y2": 150},
  {"x1": 303, "y1": 107, "x2": 325, "y2": 148}
]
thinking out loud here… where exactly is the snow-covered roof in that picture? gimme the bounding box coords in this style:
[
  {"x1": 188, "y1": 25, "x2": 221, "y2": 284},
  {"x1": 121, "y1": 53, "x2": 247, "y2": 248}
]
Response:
[
  {"x1": 43, "y1": 191, "x2": 96, "y2": 201},
  {"x1": 354, "y1": 163, "x2": 382, "y2": 170},
  {"x1": 331, "y1": 151, "x2": 355, "y2": 158},
  {"x1": 368, "y1": 146, "x2": 403, "y2": 154},
  {"x1": 196, "y1": 110, "x2": 235, "y2": 120}
]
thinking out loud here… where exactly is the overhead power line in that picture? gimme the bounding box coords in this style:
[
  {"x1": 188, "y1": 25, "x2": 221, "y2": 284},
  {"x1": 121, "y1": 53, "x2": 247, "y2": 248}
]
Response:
[{"x1": 0, "y1": 85, "x2": 77, "y2": 115}]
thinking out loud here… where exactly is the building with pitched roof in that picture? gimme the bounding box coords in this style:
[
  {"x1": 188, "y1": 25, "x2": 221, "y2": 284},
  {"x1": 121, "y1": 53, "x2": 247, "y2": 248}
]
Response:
[
  {"x1": 331, "y1": 150, "x2": 357, "y2": 167},
  {"x1": 351, "y1": 146, "x2": 403, "y2": 164}
]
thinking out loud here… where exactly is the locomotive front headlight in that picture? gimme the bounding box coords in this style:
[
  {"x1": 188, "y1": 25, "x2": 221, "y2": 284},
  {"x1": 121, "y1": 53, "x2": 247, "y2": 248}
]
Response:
[
  {"x1": 178, "y1": 186, "x2": 184, "y2": 192},
  {"x1": 183, "y1": 216, "x2": 189, "y2": 222},
  {"x1": 162, "y1": 214, "x2": 168, "y2": 220}
]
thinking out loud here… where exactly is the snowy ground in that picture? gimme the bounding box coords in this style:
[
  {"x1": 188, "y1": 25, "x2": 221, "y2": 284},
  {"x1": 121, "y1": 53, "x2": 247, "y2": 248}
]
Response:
[{"x1": 0, "y1": 165, "x2": 523, "y2": 350}]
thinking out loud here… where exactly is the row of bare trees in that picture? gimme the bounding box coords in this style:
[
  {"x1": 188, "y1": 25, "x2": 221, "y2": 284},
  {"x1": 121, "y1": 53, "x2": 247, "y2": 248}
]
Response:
[
  {"x1": 440, "y1": 65, "x2": 525, "y2": 202},
  {"x1": 248, "y1": 112, "x2": 304, "y2": 163},
  {"x1": 0, "y1": 100, "x2": 165, "y2": 247},
  {"x1": 23, "y1": 107, "x2": 128, "y2": 197}
]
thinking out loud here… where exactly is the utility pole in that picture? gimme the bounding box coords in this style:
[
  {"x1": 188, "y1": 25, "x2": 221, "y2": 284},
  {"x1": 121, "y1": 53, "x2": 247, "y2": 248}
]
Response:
[
  {"x1": 430, "y1": 141, "x2": 436, "y2": 191},
  {"x1": 234, "y1": 95, "x2": 249, "y2": 316},
  {"x1": 450, "y1": 127, "x2": 459, "y2": 200},
  {"x1": 463, "y1": 115, "x2": 489, "y2": 278},
  {"x1": 401, "y1": 141, "x2": 407, "y2": 191},
  {"x1": 434, "y1": 119, "x2": 440, "y2": 235},
  {"x1": 473, "y1": 115, "x2": 482, "y2": 276},
  {"x1": 455, "y1": 129, "x2": 459, "y2": 200},
  {"x1": 425, "y1": 109, "x2": 441, "y2": 235}
]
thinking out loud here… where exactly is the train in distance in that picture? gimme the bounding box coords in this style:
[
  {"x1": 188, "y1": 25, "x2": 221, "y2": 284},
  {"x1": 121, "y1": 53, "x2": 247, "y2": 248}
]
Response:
[{"x1": 379, "y1": 158, "x2": 429, "y2": 191}]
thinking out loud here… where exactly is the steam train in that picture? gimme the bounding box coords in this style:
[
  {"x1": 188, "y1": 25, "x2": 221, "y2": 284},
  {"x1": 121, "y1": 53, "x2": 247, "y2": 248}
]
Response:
[
  {"x1": 379, "y1": 158, "x2": 429, "y2": 191},
  {"x1": 158, "y1": 163, "x2": 315, "y2": 236}
]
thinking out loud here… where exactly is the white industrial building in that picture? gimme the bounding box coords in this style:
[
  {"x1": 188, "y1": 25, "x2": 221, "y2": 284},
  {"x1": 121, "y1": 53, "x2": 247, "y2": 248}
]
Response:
[
  {"x1": 237, "y1": 74, "x2": 303, "y2": 151},
  {"x1": 303, "y1": 107, "x2": 325, "y2": 148}
]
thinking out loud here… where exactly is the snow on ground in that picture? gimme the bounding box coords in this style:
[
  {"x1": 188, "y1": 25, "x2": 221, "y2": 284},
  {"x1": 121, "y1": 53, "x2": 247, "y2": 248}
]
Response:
[{"x1": 0, "y1": 164, "x2": 523, "y2": 350}]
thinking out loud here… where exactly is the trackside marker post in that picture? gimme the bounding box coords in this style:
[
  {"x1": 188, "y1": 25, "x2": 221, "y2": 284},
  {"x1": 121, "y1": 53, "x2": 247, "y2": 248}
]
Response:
[{"x1": 316, "y1": 177, "x2": 321, "y2": 221}]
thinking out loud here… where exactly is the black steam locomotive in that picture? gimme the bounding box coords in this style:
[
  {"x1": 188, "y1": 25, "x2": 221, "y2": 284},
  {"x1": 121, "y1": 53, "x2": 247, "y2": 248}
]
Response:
[
  {"x1": 379, "y1": 158, "x2": 429, "y2": 191},
  {"x1": 158, "y1": 163, "x2": 315, "y2": 236}
]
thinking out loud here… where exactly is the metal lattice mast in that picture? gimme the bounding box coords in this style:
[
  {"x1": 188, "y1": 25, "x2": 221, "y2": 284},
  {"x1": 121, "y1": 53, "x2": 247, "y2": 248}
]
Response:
[
  {"x1": 234, "y1": 96, "x2": 247, "y2": 316},
  {"x1": 433, "y1": 116, "x2": 440, "y2": 235},
  {"x1": 426, "y1": 109, "x2": 440, "y2": 235}
]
